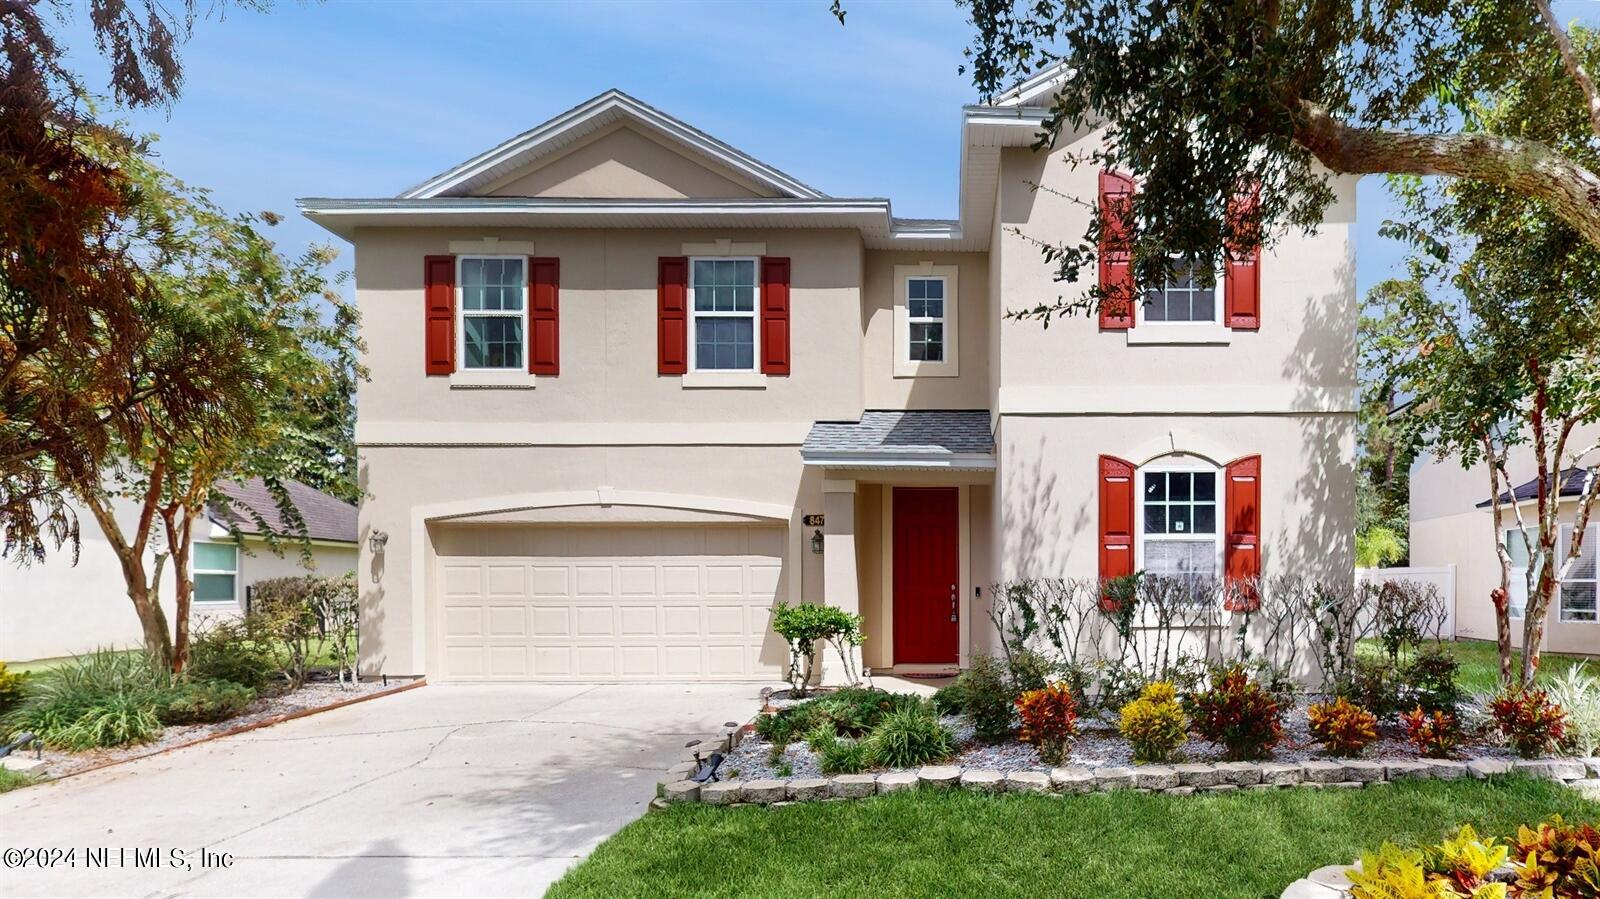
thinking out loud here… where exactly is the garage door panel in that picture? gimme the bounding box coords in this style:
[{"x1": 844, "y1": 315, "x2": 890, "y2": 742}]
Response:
[{"x1": 436, "y1": 525, "x2": 785, "y2": 682}]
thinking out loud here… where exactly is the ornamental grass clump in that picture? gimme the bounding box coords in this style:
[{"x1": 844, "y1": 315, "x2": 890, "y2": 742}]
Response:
[
  {"x1": 1015, "y1": 682, "x2": 1078, "y2": 765},
  {"x1": 1488, "y1": 688, "x2": 1567, "y2": 759},
  {"x1": 1185, "y1": 663, "x2": 1284, "y2": 761},
  {"x1": 1401, "y1": 706, "x2": 1464, "y2": 758},
  {"x1": 1119, "y1": 681, "x2": 1188, "y2": 763},
  {"x1": 1545, "y1": 663, "x2": 1600, "y2": 757},
  {"x1": 866, "y1": 703, "x2": 953, "y2": 769},
  {"x1": 1307, "y1": 697, "x2": 1380, "y2": 757},
  {"x1": 2, "y1": 649, "x2": 170, "y2": 750}
]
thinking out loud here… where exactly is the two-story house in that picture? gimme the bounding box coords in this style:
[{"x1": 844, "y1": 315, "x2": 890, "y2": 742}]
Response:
[{"x1": 301, "y1": 76, "x2": 1357, "y2": 682}]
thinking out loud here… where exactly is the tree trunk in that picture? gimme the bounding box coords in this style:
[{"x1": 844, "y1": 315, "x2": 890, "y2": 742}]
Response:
[
  {"x1": 76, "y1": 471, "x2": 176, "y2": 669},
  {"x1": 1294, "y1": 100, "x2": 1600, "y2": 249},
  {"x1": 162, "y1": 506, "x2": 196, "y2": 674},
  {"x1": 1483, "y1": 435, "x2": 1515, "y2": 687}
]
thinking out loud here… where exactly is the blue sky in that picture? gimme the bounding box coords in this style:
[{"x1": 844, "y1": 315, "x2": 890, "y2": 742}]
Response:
[{"x1": 62, "y1": 0, "x2": 1600, "y2": 303}]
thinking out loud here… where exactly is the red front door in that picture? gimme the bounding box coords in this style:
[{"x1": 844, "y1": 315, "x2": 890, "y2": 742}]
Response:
[{"x1": 892, "y1": 487, "x2": 959, "y2": 665}]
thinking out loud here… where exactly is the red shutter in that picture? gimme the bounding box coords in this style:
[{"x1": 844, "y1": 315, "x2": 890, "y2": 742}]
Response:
[
  {"x1": 1099, "y1": 455, "x2": 1137, "y2": 601},
  {"x1": 1098, "y1": 171, "x2": 1136, "y2": 330},
  {"x1": 1224, "y1": 454, "x2": 1262, "y2": 611},
  {"x1": 1224, "y1": 184, "x2": 1262, "y2": 330},
  {"x1": 424, "y1": 255, "x2": 455, "y2": 375},
  {"x1": 658, "y1": 256, "x2": 688, "y2": 375},
  {"x1": 528, "y1": 257, "x2": 560, "y2": 375},
  {"x1": 760, "y1": 256, "x2": 791, "y2": 375}
]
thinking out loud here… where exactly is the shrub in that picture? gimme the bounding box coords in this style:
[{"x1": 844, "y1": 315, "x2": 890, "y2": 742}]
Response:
[
  {"x1": 770, "y1": 603, "x2": 863, "y2": 697},
  {"x1": 185, "y1": 618, "x2": 279, "y2": 689},
  {"x1": 1488, "y1": 688, "x2": 1568, "y2": 759},
  {"x1": 0, "y1": 662, "x2": 27, "y2": 715},
  {"x1": 156, "y1": 679, "x2": 256, "y2": 725},
  {"x1": 1095, "y1": 661, "x2": 1147, "y2": 714},
  {"x1": 950, "y1": 653, "x2": 1015, "y2": 743},
  {"x1": 1546, "y1": 663, "x2": 1600, "y2": 757},
  {"x1": 1015, "y1": 682, "x2": 1079, "y2": 765},
  {"x1": 1004, "y1": 647, "x2": 1058, "y2": 694},
  {"x1": 252, "y1": 573, "x2": 360, "y2": 688},
  {"x1": 814, "y1": 733, "x2": 871, "y2": 775},
  {"x1": 1186, "y1": 663, "x2": 1284, "y2": 761},
  {"x1": 1401, "y1": 645, "x2": 1462, "y2": 717},
  {"x1": 1119, "y1": 681, "x2": 1188, "y2": 763},
  {"x1": 2, "y1": 649, "x2": 169, "y2": 750},
  {"x1": 1307, "y1": 697, "x2": 1379, "y2": 757},
  {"x1": 931, "y1": 682, "x2": 965, "y2": 716},
  {"x1": 1335, "y1": 658, "x2": 1402, "y2": 720},
  {"x1": 758, "y1": 688, "x2": 920, "y2": 747},
  {"x1": 866, "y1": 705, "x2": 953, "y2": 768},
  {"x1": 1510, "y1": 816, "x2": 1600, "y2": 897},
  {"x1": 1401, "y1": 706, "x2": 1464, "y2": 758}
]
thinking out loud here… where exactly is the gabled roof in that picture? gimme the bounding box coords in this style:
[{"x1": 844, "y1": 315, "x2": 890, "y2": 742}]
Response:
[
  {"x1": 1477, "y1": 467, "x2": 1594, "y2": 508},
  {"x1": 801, "y1": 410, "x2": 996, "y2": 470},
  {"x1": 399, "y1": 89, "x2": 827, "y2": 201},
  {"x1": 208, "y1": 478, "x2": 358, "y2": 544}
]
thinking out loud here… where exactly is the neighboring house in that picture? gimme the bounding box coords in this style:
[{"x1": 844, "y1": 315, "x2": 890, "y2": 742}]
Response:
[
  {"x1": 1409, "y1": 425, "x2": 1599, "y2": 657},
  {"x1": 0, "y1": 479, "x2": 358, "y2": 662},
  {"x1": 300, "y1": 76, "x2": 1356, "y2": 683}
]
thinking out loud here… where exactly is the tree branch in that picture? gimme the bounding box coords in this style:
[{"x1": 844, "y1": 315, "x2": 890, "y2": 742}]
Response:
[
  {"x1": 1532, "y1": 0, "x2": 1600, "y2": 141},
  {"x1": 1295, "y1": 100, "x2": 1600, "y2": 247}
]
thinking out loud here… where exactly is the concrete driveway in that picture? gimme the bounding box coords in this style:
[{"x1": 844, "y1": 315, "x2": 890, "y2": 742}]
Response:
[{"x1": 0, "y1": 683, "x2": 762, "y2": 898}]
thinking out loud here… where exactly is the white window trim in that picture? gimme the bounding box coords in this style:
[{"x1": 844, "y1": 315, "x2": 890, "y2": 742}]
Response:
[
  {"x1": 1504, "y1": 527, "x2": 1532, "y2": 619},
  {"x1": 688, "y1": 256, "x2": 760, "y2": 374},
  {"x1": 1559, "y1": 523, "x2": 1598, "y2": 623},
  {"x1": 1136, "y1": 457, "x2": 1225, "y2": 582},
  {"x1": 893, "y1": 263, "x2": 959, "y2": 378},
  {"x1": 456, "y1": 254, "x2": 529, "y2": 373},
  {"x1": 193, "y1": 540, "x2": 240, "y2": 606},
  {"x1": 1127, "y1": 255, "x2": 1230, "y2": 345}
]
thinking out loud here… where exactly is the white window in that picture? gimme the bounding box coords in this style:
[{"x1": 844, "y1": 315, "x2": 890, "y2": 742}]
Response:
[
  {"x1": 1138, "y1": 463, "x2": 1222, "y2": 578},
  {"x1": 459, "y1": 256, "x2": 526, "y2": 370},
  {"x1": 193, "y1": 542, "x2": 239, "y2": 604},
  {"x1": 1504, "y1": 528, "x2": 1531, "y2": 619},
  {"x1": 1142, "y1": 256, "x2": 1221, "y2": 324},
  {"x1": 1560, "y1": 523, "x2": 1597, "y2": 622},
  {"x1": 690, "y1": 257, "x2": 758, "y2": 372},
  {"x1": 906, "y1": 277, "x2": 946, "y2": 362}
]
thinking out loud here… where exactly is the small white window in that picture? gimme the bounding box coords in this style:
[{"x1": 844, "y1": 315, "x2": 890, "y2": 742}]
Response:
[
  {"x1": 690, "y1": 258, "x2": 758, "y2": 372},
  {"x1": 1504, "y1": 528, "x2": 1530, "y2": 619},
  {"x1": 459, "y1": 256, "x2": 526, "y2": 370},
  {"x1": 906, "y1": 277, "x2": 946, "y2": 362},
  {"x1": 193, "y1": 542, "x2": 239, "y2": 604},
  {"x1": 1142, "y1": 256, "x2": 1221, "y2": 324},
  {"x1": 1560, "y1": 524, "x2": 1597, "y2": 623},
  {"x1": 1139, "y1": 464, "x2": 1222, "y2": 578}
]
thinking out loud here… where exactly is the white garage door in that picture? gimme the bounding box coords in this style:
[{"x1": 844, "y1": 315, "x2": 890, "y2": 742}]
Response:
[{"x1": 435, "y1": 525, "x2": 786, "y2": 681}]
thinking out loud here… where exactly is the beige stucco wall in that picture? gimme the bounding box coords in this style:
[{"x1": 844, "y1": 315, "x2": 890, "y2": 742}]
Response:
[
  {"x1": 860, "y1": 250, "x2": 992, "y2": 410},
  {"x1": 1410, "y1": 423, "x2": 1600, "y2": 656},
  {"x1": 484, "y1": 122, "x2": 770, "y2": 199}
]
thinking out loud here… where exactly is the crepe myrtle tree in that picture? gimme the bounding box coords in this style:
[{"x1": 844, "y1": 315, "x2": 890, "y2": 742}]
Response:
[
  {"x1": 896, "y1": 0, "x2": 1600, "y2": 322},
  {"x1": 771, "y1": 602, "x2": 865, "y2": 696},
  {"x1": 1366, "y1": 136, "x2": 1600, "y2": 687},
  {"x1": 71, "y1": 139, "x2": 362, "y2": 674}
]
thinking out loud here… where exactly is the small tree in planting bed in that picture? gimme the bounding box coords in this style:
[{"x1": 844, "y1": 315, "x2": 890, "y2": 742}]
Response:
[{"x1": 770, "y1": 603, "x2": 864, "y2": 698}]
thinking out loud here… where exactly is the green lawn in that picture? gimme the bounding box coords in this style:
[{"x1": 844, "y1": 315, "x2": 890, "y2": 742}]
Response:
[
  {"x1": 549, "y1": 778, "x2": 1598, "y2": 899},
  {"x1": 1355, "y1": 638, "x2": 1593, "y2": 696},
  {"x1": 7, "y1": 634, "x2": 357, "y2": 677},
  {"x1": 0, "y1": 767, "x2": 39, "y2": 794}
]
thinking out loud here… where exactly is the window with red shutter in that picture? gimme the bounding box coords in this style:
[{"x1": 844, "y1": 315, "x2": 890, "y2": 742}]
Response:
[
  {"x1": 1224, "y1": 185, "x2": 1262, "y2": 330},
  {"x1": 1099, "y1": 455, "x2": 1136, "y2": 607},
  {"x1": 658, "y1": 256, "x2": 688, "y2": 375},
  {"x1": 1098, "y1": 171, "x2": 1136, "y2": 330},
  {"x1": 759, "y1": 256, "x2": 790, "y2": 375},
  {"x1": 528, "y1": 257, "x2": 560, "y2": 375},
  {"x1": 423, "y1": 255, "x2": 455, "y2": 375},
  {"x1": 1223, "y1": 454, "x2": 1262, "y2": 610}
]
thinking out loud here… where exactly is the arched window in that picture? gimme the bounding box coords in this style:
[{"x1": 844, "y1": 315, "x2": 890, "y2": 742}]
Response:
[{"x1": 1137, "y1": 455, "x2": 1223, "y2": 579}]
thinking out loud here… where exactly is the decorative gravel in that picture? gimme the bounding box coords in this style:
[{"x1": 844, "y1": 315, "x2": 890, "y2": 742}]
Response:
[
  {"x1": 29, "y1": 680, "x2": 408, "y2": 778},
  {"x1": 726, "y1": 691, "x2": 1518, "y2": 779}
]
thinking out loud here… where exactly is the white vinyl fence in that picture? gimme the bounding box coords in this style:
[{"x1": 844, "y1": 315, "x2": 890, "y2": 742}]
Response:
[{"x1": 1356, "y1": 564, "x2": 1457, "y2": 640}]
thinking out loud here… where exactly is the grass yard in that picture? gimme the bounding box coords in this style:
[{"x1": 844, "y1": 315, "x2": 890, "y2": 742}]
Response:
[
  {"x1": 549, "y1": 777, "x2": 1599, "y2": 899},
  {"x1": 1354, "y1": 638, "x2": 1593, "y2": 696},
  {"x1": 0, "y1": 767, "x2": 39, "y2": 794},
  {"x1": 7, "y1": 633, "x2": 357, "y2": 677}
]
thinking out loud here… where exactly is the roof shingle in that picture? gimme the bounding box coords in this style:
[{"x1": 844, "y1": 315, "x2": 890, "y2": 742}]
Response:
[
  {"x1": 208, "y1": 478, "x2": 358, "y2": 544},
  {"x1": 1476, "y1": 467, "x2": 1594, "y2": 508},
  {"x1": 801, "y1": 410, "x2": 995, "y2": 459}
]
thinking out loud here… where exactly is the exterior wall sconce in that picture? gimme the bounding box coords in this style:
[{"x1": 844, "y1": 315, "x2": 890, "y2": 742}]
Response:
[
  {"x1": 369, "y1": 529, "x2": 389, "y2": 555},
  {"x1": 810, "y1": 529, "x2": 824, "y2": 554}
]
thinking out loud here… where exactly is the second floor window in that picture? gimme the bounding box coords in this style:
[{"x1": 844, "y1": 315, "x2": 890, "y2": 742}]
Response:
[
  {"x1": 460, "y1": 256, "x2": 526, "y2": 370},
  {"x1": 1143, "y1": 257, "x2": 1218, "y2": 324},
  {"x1": 1141, "y1": 467, "x2": 1220, "y2": 578},
  {"x1": 691, "y1": 258, "x2": 757, "y2": 371},
  {"x1": 907, "y1": 277, "x2": 946, "y2": 362}
]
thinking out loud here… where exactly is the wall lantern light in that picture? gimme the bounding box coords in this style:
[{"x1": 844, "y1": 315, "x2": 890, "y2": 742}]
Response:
[
  {"x1": 810, "y1": 529, "x2": 824, "y2": 554},
  {"x1": 369, "y1": 529, "x2": 389, "y2": 555}
]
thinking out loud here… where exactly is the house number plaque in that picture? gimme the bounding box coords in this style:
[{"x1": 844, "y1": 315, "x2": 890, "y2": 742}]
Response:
[{"x1": 802, "y1": 514, "x2": 825, "y2": 527}]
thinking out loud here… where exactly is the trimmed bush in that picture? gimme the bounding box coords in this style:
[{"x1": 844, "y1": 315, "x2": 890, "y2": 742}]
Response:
[
  {"x1": 770, "y1": 602, "x2": 863, "y2": 697},
  {"x1": 1119, "y1": 681, "x2": 1188, "y2": 764},
  {"x1": 156, "y1": 679, "x2": 256, "y2": 725},
  {"x1": 950, "y1": 653, "x2": 1015, "y2": 743},
  {"x1": 1185, "y1": 663, "x2": 1284, "y2": 761},
  {"x1": 866, "y1": 704, "x2": 953, "y2": 768},
  {"x1": 1307, "y1": 697, "x2": 1379, "y2": 757},
  {"x1": 1489, "y1": 688, "x2": 1568, "y2": 758},
  {"x1": 0, "y1": 662, "x2": 27, "y2": 715},
  {"x1": 1402, "y1": 645, "x2": 1462, "y2": 717},
  {"x1": 1015, "y1": 682, "x2": 1078, "y2": 765},
  {"x1": 1334, "y1": 658, "x2": 1402, "y2": 720},
  {"x1": 1401, "y1": 706, "x2": 1463, "y2": 758},
  {"x1": 186, "y1": 618, "x2": 279, "y2": 689}
]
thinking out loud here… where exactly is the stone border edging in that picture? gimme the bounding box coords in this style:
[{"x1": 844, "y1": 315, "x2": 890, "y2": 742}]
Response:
[
  {"x1": 655, "y1": 752, "x2": 1600, "y2": 808},
  {"x1": 36, "y1": 678, "x2": 427, "y2": 784}
]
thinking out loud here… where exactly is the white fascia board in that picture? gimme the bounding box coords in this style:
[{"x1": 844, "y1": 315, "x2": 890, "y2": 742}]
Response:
[
  {"x1": 399, "y1": 89, "x2": 826, "y2": 201},
  {"x1": 800, "y1": 452, "x2": 997, "y2": 471},
  {"x1": 962, "y1": 105, "x2": 1052, "y2": 128}
]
